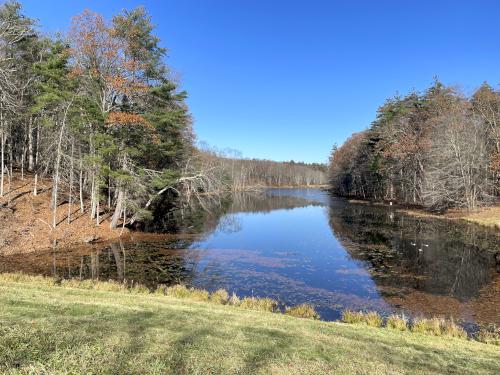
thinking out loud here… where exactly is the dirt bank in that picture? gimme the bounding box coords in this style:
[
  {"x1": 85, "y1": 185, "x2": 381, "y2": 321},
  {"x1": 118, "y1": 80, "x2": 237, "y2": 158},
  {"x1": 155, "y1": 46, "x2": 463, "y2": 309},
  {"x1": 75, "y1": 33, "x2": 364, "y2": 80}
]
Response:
[{"x1": 0, "y1": 173, "x2": 173, "y2": 255}]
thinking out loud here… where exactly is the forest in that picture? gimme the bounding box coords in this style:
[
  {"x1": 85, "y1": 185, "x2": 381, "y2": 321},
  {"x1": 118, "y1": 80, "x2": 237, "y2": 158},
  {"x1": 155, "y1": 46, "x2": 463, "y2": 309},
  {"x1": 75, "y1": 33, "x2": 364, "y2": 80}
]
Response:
[
  {"x1": 0, "y1": 1, "x2": 325, "y2": 232},
  {"x1": 328, "y1": 80, "x2": 500, "y2": 211},
  {"x1": 198, "y1": 145, "x2": 327, "y2": 190}
]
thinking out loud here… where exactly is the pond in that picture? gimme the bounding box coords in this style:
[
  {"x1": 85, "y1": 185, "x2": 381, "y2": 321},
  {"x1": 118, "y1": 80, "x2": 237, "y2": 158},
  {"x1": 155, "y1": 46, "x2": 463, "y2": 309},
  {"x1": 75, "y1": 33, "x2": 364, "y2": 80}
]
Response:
[{"x1": 1, "y1": 188, "x2": 499, "y2": 329}]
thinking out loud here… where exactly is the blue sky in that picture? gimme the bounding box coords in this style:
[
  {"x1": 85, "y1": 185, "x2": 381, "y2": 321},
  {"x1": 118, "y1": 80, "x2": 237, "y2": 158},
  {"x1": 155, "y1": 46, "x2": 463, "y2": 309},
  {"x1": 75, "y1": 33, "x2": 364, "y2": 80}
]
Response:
[{"x1": 19, "y1": 0, "x2": 500, "y2": 163}]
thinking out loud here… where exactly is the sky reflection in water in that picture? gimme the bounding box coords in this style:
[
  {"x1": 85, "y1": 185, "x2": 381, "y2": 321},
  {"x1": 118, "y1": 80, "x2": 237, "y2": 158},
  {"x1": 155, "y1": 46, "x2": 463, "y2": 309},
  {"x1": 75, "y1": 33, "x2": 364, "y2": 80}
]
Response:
[{"x1": 1, "y1": 188, "x2": 499, "y2": 326}]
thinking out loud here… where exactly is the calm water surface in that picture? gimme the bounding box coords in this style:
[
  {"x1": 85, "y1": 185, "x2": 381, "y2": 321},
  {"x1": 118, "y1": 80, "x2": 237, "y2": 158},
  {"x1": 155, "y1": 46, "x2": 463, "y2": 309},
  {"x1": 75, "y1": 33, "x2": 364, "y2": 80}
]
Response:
[{"x1": 1, "y1": 189, "x2": 499, "y2": 328}]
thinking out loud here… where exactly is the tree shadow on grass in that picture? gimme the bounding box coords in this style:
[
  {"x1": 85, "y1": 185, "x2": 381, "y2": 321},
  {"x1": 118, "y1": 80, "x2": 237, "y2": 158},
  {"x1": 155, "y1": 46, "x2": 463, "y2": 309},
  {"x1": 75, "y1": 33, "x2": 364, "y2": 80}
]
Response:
[
  {"x1": 238, "y1": 326, "x2": 298, "y2": 373},
  {"x1": 0, "y1": 305, "x2": 159, "y2": 373},
  {"x1": 2, "y1": 297, "x2": 498, "y2": 374}
]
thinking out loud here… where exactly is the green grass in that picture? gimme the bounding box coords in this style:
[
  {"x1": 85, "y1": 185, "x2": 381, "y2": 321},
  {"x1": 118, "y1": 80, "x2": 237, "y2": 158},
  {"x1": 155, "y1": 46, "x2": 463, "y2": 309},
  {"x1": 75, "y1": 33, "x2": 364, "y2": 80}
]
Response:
[{"x1": 0, "y1": 276, "x2": 499, "y2": 374}]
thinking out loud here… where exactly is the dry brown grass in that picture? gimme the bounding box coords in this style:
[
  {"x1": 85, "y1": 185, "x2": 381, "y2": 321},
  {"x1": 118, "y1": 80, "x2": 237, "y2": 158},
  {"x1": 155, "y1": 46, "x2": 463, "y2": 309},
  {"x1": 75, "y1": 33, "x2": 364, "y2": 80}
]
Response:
[
  {"x1": 284, "y1": 304, "x2": 320, "y2": 319},
  {"x1": 1, "y1": 275, "x2": 499, "y2": 374}
]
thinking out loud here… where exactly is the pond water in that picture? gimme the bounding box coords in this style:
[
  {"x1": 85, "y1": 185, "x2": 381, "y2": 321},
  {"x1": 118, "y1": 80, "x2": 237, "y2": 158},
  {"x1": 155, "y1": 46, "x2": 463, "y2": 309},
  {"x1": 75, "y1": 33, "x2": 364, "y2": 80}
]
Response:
[{"x1": 1, "y1": 188, "x2": 499, "y2": 328}]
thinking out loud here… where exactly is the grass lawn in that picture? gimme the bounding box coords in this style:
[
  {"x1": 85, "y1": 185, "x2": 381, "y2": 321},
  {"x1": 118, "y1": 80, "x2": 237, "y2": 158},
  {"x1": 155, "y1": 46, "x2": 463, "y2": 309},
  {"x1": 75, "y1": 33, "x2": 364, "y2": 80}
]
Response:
[{"x1": 0, "y1": 277, "x2": 499, "y2": 374}]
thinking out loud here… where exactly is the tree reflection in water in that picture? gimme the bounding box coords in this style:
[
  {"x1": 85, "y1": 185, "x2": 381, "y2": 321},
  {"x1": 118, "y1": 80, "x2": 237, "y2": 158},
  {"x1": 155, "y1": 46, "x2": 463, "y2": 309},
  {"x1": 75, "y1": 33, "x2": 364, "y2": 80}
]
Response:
[{"x1": 1, "y1": 189, "x2": 498, "y2": 327}]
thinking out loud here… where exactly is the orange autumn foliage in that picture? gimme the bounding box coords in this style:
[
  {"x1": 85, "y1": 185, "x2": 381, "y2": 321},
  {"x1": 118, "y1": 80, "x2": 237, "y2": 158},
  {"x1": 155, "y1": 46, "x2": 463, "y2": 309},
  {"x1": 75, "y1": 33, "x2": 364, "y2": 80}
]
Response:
[
  {"x1": 105, "y1": 112, "x2": 159, "y2": 144},
  {"x1": 69, "y1": 9, "x2": 149, "y2": 103},
  {"x1": 491, "y1": 151, "x2": 500, "y2": 172}
]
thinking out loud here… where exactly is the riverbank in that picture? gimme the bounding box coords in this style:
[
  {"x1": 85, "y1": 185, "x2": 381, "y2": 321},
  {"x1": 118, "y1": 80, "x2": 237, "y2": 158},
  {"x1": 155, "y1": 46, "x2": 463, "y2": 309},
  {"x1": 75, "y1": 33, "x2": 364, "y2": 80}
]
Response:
[
  {"x1": 399, "y1": 206, "x2": 500, "y2": 231},
  {"x1": 0, "y1": 174, "x2": 126, "y2": 255},
  {"x1": 347, "y1": 198, "x2": 500, "y2": 231},
  {"x1": 0, "y1": 275, "x2": 498, "y2": 374},
  {"x1": 0, "y1": 174, "x2": 329, "y2": 255},
  {"x1": 0, "y1": 174, "x2": 186, "y2": 255}
]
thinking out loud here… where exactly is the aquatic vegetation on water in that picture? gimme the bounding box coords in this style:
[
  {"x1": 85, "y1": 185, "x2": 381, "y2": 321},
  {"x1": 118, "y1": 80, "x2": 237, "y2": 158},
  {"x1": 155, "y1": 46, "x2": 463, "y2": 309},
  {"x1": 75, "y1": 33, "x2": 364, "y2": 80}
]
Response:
[{"x1": 285, "y1": 303, "x2": 320, "y2": 319}]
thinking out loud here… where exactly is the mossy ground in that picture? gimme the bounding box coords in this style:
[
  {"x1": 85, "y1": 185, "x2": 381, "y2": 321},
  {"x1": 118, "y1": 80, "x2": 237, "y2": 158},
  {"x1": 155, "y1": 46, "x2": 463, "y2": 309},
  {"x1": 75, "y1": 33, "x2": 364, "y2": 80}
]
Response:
[{"x1": 0, "y1": 275, "x2": 499, "y2": 374}]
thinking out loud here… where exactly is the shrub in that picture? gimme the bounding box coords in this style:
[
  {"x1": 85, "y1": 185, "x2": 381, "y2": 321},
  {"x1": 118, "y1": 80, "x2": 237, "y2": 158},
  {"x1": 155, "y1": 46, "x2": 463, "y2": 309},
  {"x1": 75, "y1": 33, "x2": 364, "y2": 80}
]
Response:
[
  {"x1": 476, "y1": 326, "x2": 500, "y2": 345},
  {"x1": 364, "y1": 311, "x2": 383, "y2": 327},
  {"x1": 229, "y1": 292, "x2": 241, "y2": 306},
  {"x1": 188, "y1": 288, "x2": 210, "y2": 302},
  {"x1": 386, "y1": 314, "x2": 408, "y2": 331},
  {"x1": 440, "y1": 319, "x2": 467, "y2": 339},
  {"x1": 60, "y1": 278, "x2": 128, "y2": 292},
  {"x1": 166, "y1": 284, "x2": 191, "y2": 299},
  {"x1": 0, "y1": 272, "x2": 53, "y2": 286},
  {"x1": 240, "y1": 297, "x2": 278, "y2": 312},
  {"x1": 154, "y1": 284, "x2": 168, "y2": 296},
  {"x1": 130, "y1": 283, "x2": 150, "y2": 294},
  {"x1": 411, "y1": 318, "x2": 442, "y2": 336},
  {"x1": 210, "y1": 289, "x2": 229, "y2": 305},
  {"x1": 60, "y1": 278, "x2": 94, "y2": 290},
  {"x1": 285, "y1": 304, "x2": 320, "y2": 319},
  {"x1": 406, "y1": 317, "x2": 470, "y2": 339},
  {"x1": 341, "y1": 310, "x2": 365, "y2": 324}
]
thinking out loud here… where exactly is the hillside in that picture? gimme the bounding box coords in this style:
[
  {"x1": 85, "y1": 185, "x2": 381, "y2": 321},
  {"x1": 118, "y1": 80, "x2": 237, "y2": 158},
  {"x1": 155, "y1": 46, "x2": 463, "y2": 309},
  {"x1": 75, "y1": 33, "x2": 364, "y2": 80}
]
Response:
[{"x1": 0, "y1": 275, "x2": 498, "y2": 374}]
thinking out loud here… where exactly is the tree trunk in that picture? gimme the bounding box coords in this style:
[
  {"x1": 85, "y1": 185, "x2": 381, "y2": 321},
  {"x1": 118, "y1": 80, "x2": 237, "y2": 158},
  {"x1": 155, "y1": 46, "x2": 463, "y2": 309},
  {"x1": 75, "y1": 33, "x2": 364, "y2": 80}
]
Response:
[
  {"x1": 51, "y1": 118, "x2": 65, "y2": 228},
  {"x1": 33, "y1": 173, "x2": 37, "y2": 196},
  {"x1": 67, "y1": 139, "x2": 74, "y2": 224},
  {"x1": 51, "y1": 100, "x2": 73, "y2": 228},
  {"x1": 0, "y1": 130, "x2": 4, "y2": 198},
  {"x1": 28, "y1": 116, "x2": 34, "y2": 171},
  {"x1": 79, "y1": 154, "x2": 84, "y2": 213},
  {"x1": 110, "y1": 154, "x2": 127, "y2": 229},
  {"x1": 110, "y1": 188, "x2": 124, "y2": 229},
  {"x1": 0, "y1": 103, "x2": 4, "y2": 198}
]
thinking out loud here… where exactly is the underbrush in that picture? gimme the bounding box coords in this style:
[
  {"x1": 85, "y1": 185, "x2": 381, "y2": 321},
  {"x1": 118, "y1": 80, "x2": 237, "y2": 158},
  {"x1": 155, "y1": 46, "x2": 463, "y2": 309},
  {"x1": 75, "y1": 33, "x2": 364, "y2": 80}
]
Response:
[
  {"x1": 342, "y1": 310, "x2": 470, "y2": 341},
  {"x1": 239, "y1": 297, "x2": 279, "y2": 312},
  {"x1": 386, "y1": 314, "x2": 408, "y2": 331},
  {"x1": 411, "y1": 317, "x2": 467, "y2": 338},
  {"x1": 476, "y1": 325, "x2": 500, "y2": 345},
  {"x1": 285, "y1": 303, "x2": 321, "y2": 319}
]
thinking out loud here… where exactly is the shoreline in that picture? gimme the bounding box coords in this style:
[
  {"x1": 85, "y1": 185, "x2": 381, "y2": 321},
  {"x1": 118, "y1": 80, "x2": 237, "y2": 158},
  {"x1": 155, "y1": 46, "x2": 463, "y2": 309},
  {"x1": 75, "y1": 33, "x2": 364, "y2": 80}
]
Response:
[
  {"x1": 0, "y1": 177, "x2": 329, "y2": 255},
  {"x1": 0, "y1": 173, "x2": 327, "y2": 255},
  {"x1": 0, "y1": 273, "x2": 498, "y2": 374},
  {"x1": 0, "y1": 174, "x2": 191, "y2": 255},
  {"x1": 346, "y1": 198, "x2": 500, "y2": 232},
  {"x1": 3, "y1": 173, "x2": 497, "y2": 257}
]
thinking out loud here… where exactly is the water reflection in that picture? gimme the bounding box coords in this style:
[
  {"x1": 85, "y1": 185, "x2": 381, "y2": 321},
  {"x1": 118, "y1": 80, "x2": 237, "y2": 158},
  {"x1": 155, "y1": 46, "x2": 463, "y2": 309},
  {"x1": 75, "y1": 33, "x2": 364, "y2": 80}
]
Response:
[
  {"x1": 328, "y1": 199, "x2": 500, "y2": 326},
  {"x1": 1, "y1": 188, "x2": 498, "y2": 327}
]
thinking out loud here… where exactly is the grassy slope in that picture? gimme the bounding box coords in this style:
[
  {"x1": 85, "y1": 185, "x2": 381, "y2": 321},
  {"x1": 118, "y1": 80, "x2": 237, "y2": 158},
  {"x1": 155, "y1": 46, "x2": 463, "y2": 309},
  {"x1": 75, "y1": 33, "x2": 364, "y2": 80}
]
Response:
[{"x1": 0, "y1": 279, "x2": 499, "y2": 375}]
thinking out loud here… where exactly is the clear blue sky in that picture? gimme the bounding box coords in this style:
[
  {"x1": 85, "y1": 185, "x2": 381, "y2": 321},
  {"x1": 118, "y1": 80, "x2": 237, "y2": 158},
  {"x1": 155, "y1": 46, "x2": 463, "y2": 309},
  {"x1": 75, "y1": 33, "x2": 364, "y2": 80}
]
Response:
[{"x1": 19, "y1": 0, "x2": 500, "y2": 163}]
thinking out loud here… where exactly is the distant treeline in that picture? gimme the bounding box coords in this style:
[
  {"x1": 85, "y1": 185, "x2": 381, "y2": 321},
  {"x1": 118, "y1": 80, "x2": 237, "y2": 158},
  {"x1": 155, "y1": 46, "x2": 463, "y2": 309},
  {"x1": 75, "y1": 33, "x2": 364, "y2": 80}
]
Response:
[
  {"x1": 329, "y1": 80, "x2": 500, "y2": 211},
  {"x1": 199, "y1": 146, "x2": 327, "y2": 190}
]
